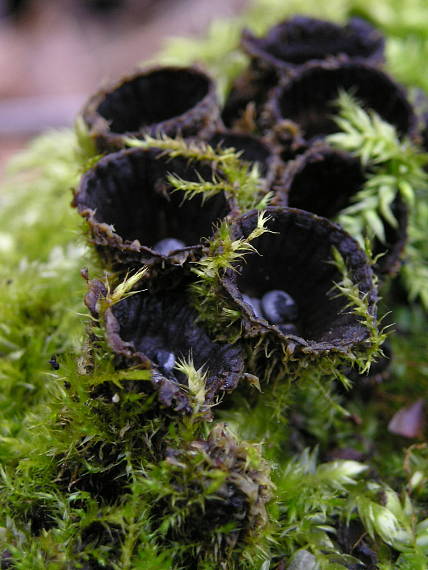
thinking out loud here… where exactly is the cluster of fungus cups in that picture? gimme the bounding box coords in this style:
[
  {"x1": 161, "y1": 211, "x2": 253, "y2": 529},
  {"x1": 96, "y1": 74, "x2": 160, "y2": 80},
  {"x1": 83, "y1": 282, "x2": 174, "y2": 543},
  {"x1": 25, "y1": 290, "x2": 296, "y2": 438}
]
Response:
[
  {"x1": 72, "y1": 16, "x2": 405, "y2": 553},
  {"x1": 222, "y1": 14, "x2": 417, "y2": 277},
  {"x1": 75, "y1": 47, "x2": 387, "y2": 408},
  {"x1": 241, "y1": 15, "x2": 385, "y2": 73},
  {"x1": 76, "y1": 65, "x2": 257, "y2": 418},
  {"x1": 223, "y1": 15, "x2": 385, "y2": 128},
  {"x1": 76, "y1": 148, "x2": 245, "y2": 415}
]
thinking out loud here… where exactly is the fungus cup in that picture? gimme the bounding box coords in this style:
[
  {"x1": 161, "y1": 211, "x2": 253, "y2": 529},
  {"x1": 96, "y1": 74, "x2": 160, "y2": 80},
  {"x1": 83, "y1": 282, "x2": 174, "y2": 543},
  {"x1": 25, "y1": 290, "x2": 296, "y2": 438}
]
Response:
[
  {"x1": 74, "y1": 147, "x2": 233, "y2": 272},
  {"x1": 281, "y1": 144, "x2": 365, "y2": 216},
  {"x1": 263, "y1": 60, "x2": 417, "y2": 148},
  {"x1": 281, "y1": 144, "x2": 408, "y2": 275},
  {"x1": 150, "y1": 423, "x2": 272, "y2": 561},
  {"x1": 81, "y1": 65, "x2": 221, "y2": 152},
  {"x1": 241, "y1": 16, "x2": 385, "y2": 73},
  {"x1": 222, "y1": 207, "x2": 377, "y2": 359},
  {"x1": 103, "y1": 290, "x2": 245, "y2": 413},
  {"x1": 221, "y1": 67, "x2": 272, "y2": 130},
  {"x1": 223, "y1": 15, "x2": 385, "y2": 133}
]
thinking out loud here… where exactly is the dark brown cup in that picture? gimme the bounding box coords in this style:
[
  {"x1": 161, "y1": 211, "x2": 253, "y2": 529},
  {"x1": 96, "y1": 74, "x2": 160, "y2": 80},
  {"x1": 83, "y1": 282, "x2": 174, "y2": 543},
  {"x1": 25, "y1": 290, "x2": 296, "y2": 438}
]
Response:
[
  {"x1": 81, "y1": 65, "x2": 221, "y2": 152},
  {"x1": 263, "y1": 60, "x2": 418, "y2": 148},
  {"x1": 222, "y1": 207, "x2": 377, "y2": 358},
  {"x1": 241, "y1": 16, "x2": 385, "y2": 74},
  {"x1": 279, "y1": 144, "x2": 408, "y2": 276},
  {"x1": 73, "y1": 147, "x2": 233, "y2": 272},
  {"x1": 104, "y1": 291, "x2": 244, "y2": 413}
]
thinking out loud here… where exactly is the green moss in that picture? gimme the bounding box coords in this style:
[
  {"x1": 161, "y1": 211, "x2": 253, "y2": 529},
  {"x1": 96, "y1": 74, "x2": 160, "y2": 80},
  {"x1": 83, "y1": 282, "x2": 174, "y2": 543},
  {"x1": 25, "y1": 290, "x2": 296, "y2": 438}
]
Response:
[{"x1": 126, "y1": 134, "x2": 268, "y2": 211}]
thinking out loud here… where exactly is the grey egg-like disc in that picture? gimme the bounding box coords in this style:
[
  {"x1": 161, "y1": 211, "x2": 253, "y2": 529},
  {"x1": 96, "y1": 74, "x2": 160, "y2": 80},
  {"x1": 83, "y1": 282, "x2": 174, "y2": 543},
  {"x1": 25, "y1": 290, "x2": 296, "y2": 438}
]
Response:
[
  {"x1": 261, "y1": 289, "x2": 298, "y2": 323},
  {"x1": 153, "y1": 238, "x2": 186, "y2": 256},
  {"x1": 155, "y1": 349, "x2": 176, "y2": 372}
]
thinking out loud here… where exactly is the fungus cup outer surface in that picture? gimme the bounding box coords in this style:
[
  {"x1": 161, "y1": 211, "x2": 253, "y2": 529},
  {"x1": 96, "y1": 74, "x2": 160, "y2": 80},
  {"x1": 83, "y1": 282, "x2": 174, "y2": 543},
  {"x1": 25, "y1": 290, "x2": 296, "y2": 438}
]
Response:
[
  {"x1": 241, "y1": 16, "x2": 385, "y2": 74},
  {"x1": 157, "y1": 423, "x2": 273, "y2": 556}
]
